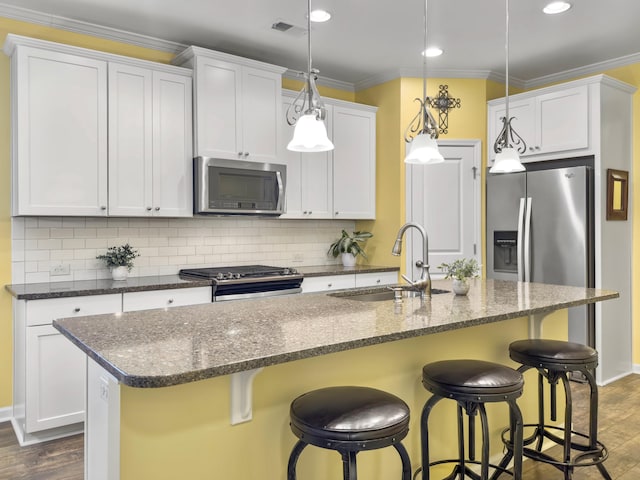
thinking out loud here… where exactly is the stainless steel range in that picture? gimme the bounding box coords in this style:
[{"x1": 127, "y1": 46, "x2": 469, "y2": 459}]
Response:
[{"x1": 179, "y1": 265, "x2": 303, "y2": 301}]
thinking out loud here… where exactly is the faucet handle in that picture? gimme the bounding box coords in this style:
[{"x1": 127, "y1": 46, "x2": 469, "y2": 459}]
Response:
[{"x1": 401, "y1": 274, "x2": 417, "y2": 287}]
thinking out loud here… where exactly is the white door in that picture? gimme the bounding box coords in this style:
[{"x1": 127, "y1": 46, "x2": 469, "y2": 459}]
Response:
[{"x1": 405, "y1": 140, "x2": 481, "y2": 281}]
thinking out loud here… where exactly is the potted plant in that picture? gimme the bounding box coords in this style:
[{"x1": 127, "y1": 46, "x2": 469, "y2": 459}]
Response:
[
  {"x1": 438, "y1": 258, "x2": 480, "y2": 295},
  {"x1": 96, "y1": 243, "x2": 140, "y2": 281},
  {"x1": 327, "y1": 230, "x2": 373, "y2": 267}
]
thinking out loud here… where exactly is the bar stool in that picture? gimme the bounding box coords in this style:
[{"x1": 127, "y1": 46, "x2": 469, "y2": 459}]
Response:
[
  {"x1": 419, "y1": 359, "x2": 524, "y2": 480},
  {"x1": 287, "y1": 386, "x2": 412, "y2": 480},
  {"x1": 496, "y1": 339, "x2": 610, "y2": 480}
]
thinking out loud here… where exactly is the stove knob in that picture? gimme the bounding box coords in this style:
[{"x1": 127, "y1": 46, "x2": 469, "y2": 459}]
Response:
[
  {"x1": 290, "y1": 268, "x2": 298, "y2": 275},
  {"x1": 226, "y1": 272, "x2": 234, "y2": 280},
  {"x1": 283, "y1": 268, "x2": 290, "y2": 275},
  {"x1": 234, "y1": 273, "x2": 242, "y2": 279},
  {"x1": 216, "y1": 272, "x2": 225, "y2": 280}
]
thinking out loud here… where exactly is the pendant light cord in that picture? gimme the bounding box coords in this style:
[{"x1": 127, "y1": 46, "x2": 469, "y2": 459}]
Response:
[
  {"x1": 422, "y1": 0, "x2": 427, "y2": 103},
  {"x1": 306, "y1": 0, "x2": 313, "y2": 109},
  {"x1": 505, "y1": 0, "x2": 510, "y2": 125}
]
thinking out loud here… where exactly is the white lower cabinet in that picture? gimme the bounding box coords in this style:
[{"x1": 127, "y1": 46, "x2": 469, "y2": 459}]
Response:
[
  {"x1": 14, "y1": 294, "x2": 122, "y2": 443},
  {"x1": 301, "y1": 271, "x2": 398, "y2": 293},
  {"x1": 123, "y1": 287, "x2": 211, "y2": 312}
]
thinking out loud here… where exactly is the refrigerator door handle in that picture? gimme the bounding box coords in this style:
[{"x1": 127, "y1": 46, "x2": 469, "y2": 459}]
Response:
[
  {"x1": 523, "y1": 197, "x2": 532, "y2": 282},
  {"x1": 517, "y1": 198, "x2": 526, "y2": 282}
]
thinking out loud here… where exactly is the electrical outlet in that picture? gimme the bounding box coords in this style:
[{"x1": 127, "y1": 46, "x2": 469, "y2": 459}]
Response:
[
  {"x1": 99, "y1": 377, "x2": 109, "y2": 402},
  {"x1": 50, "y1": 263, "x2": 70, "y2": 276}
]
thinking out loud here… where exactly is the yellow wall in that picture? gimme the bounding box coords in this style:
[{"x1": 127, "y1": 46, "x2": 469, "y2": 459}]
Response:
[{"x1": 120, "y1": 311, "x2": 567, "y2": 479}]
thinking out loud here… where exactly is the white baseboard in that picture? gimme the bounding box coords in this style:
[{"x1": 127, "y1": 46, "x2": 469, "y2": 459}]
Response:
[
  {"x1": 0, "y1": 406, "x2": 12, "y2": 423},
  {"x1": 633, "y1": 364, "x2": 640, "y2": 374}
]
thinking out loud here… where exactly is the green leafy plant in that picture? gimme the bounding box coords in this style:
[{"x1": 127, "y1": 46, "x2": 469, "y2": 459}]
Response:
[
  {"x1": 438, "y1": 258, "x2": 480, "y2": 281},
  {"x1": 96, "y1": 243, "x2": 140, "y2": 271},
  {"x1": 327, "y1": 230, "x2": 373, "y2": 259}
]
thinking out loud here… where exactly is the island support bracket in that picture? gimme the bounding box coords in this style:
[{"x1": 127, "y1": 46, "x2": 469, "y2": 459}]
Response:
[{"x1": 230, "y1": 367, "x2": 264, "y2": 425}]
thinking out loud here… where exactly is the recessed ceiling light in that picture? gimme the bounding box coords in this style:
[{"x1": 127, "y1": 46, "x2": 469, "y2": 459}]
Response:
[
  {"x1": 422, "y1": 47, "x2": 443, "y2": 58},
  {"x1": 543, "y1": 1, "x2": 572, "y2": 14},
  {"x1": 310, "y1": 9, "x2": 331, "y2": 22}
]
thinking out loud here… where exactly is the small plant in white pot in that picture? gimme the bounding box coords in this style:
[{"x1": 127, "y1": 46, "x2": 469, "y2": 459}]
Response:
[
  {"x1": 327, "y1": 230, "x2": 373, "y2": 267},
  {"x1": 96, "y1": 243, "x2": 140, "y2": 281},
  {"x1": 439, "y1": 258, "x2": 480, "y2": 295}
]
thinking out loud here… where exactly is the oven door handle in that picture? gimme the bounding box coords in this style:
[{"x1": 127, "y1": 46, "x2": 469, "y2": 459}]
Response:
[{"x1": 275, "y1": 170, "x2": 285, "y2": 213}]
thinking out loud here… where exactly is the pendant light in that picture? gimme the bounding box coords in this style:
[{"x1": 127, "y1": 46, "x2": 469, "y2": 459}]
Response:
[
  {"x1": 490, "y1": 0, "x2": 526, "y2": 173},
  {"x1": 404, "y1": 0, "x2": 443, "y2": 165},
  {"x1": 286, "y1": 0, "x2": 334, "y2": 152}
]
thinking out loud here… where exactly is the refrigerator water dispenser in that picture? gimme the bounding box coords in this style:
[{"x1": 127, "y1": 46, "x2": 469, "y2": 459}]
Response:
[{"x1": 493, "y1": 231, "x2": 518, "y2": 273}]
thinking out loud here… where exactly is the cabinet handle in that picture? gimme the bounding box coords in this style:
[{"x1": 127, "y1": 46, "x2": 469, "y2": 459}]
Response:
[
  {"x1": 100, "y1": 206, "x2": 106, "y2": 211},
  {"x1": 168, "y1": 299, "x2": 174, "y2": 304},
  {"x1": 155, "y1": 207, "x2": 160, "y2": 211},
  {"x1": 74, "y1": 308, "x2": 80, "y2": 313},
  {"x1": 146, "y1": 207, "x2": 152, "y2": 211},
  {"x1": 535, "y1": 146, "x2": 541, "y2": 150},
  {"x1": 244, "y1": 152, "x2": 249, "y2": 158},
  {"x1": 376, "y1": 279, "x2": 381, "y2": 284},
  {"x1": 308, "y1": 211, "x2": 312, "y2": 214},
  {"x1": 303, "y1": 211, "x2": 308, "y2": 214},
  {"x1": 335, "y1": 211, "x2": 339, "y2": 215},
  {"x1": 238, "y1": 152, "x2": 244, "y2": 157},
  {"x1": 327, "y1": 283, "x2": 332, "y2": 288}
]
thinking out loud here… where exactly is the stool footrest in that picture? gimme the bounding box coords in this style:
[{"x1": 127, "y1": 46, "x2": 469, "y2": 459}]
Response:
[{"x1": 414, "y1": 459, "x2": 517, "y2": 480}]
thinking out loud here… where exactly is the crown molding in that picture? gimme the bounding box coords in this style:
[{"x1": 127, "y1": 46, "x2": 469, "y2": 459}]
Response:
[
  {"x1": 0, "y1": 2, "x2": 186, "y2": 54},
  {"x1": 524, "y1": 51, "x2": 640, "y2": 89}
]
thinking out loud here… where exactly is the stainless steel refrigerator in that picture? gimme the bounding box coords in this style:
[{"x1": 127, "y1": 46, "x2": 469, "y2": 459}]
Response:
[{"x1": 486, "y1": 160, "x2": 594, "y2": 347}]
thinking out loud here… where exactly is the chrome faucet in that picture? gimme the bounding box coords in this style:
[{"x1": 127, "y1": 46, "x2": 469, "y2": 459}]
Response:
[{"x1": 391, "y1": 222, "x2": 432, "y2": 298}]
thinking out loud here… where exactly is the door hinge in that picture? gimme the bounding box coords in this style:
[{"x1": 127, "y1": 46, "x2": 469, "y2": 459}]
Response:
[
  {"x1": 472, "y1": 166, "x2": 478, "y2": 180},
  {"x1": 473, "y1": 244, "x2": 477, "y2": 255}
]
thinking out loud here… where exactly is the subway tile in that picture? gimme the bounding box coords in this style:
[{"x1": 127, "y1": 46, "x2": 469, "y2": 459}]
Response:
[
  {"x1": 37, "y1": 218, "x2": 63, "y2": 228},
  {"x1": 106, "y1": 218, "x2": 130, "y2": 228},
  {"x1": 148, "y1": 237, "x2": 169, "y2": 247},
  {"x1": 50, "y1": 228, "x2": 75, "y2": 239},
  {"x1": 62, "y1": 218, "x2": 86, "y2": 228},
  {"x1": 96, "y1": 228, "x2": 119, "y2": 238},
  {"x1": 168, "y1": 237, "x2": 187, "y2": 247},
  {"x1": 178, "y1": 246, "x2": 196, "y2": 256},
  {"x1": 37, "y1": 239, "x2": 62, "y2": 250},
  {"x1": 25, "y1": 250, "x2": 50, "y2": 261},
  {"x1": 74, "y1": 228, "x2": 97, "y2": 239},
  {"x1": 85, "y1": 238, "x2": 109, "y2": 249},
  {"x1": 25, "y1": 228, "x2": 51, "y2": 239},
  {"x1": 63, "y1": 239, "x2": 86, "y2": 249},
  {"x1": 50, "y1": 250, "x2": 75, "y2": 261},
  {"x1": 25, "y1": 272, "x2": 50, "y2": 283},
  {"x1": 158, "y1": 247, "x2": 178, "y2": 257}
]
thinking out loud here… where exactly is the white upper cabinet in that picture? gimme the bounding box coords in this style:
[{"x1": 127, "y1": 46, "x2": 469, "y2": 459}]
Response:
[
  {"x1": 280, "y1": 90, "x2": 377, "y2": 220},
  {"x1": 9, "y1": 44, "x2": 108, "y2": 216},
  {"x1": 5, "y1": 34, "x2": 193, "y2": 217},
  {"x1": 173, "y1": 46, "x2": 286, "y2": 163},
  {"x1": 488, "y1": 84, "x2": 589, "y2": 162},
  {"x1": 108, "y1": 63, "x2": 193, "y2": 217},
  {"x1": 332, "y1": 105, "x2": 376, "y2": 219}
]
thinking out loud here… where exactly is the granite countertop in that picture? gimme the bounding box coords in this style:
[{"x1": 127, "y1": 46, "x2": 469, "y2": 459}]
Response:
[
  {"x1": 4, "y1": 275, "x2": 213, "y2": 300},
  {"x1": 53, "y1": 279, "x2": 618, "y2": 388},
  {"x1": 296, "y1": 264, "x2": 399, "y2": 277},
  {"x1": 4, "y1": 265, "x2": 397, "y2": 300}
]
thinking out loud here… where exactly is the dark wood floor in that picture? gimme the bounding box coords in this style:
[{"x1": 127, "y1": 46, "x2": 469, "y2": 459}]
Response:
[{"x1": 0, "y1": 374, "x2": 638, "y2": 479}]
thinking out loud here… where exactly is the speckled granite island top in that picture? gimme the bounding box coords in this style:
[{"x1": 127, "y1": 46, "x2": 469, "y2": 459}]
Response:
[{"x1": 53, "y1": 279, "x2": 618, "y2": 388}]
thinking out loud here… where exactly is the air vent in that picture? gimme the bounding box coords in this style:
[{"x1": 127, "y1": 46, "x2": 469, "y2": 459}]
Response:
[{"x1": 272, "y1": 21, "x2": 293, "y2": 32}]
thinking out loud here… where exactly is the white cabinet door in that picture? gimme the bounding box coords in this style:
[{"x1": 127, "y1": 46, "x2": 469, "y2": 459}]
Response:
[
  {"x1": 108, "y1": 63, "x2": 153, "y2": 216},
  {"x1": 25, "y1": 325, "x2": 86, "y2": 432},
  {"x1": 23, "y1": 294, "x2": 121, "y2": 433},
  {"x1": 535, "y1": 85, "x2": 589, "y2": 154},
  {"x1": 13, "y1": 46, "x2": 108, "y2": 216},
  {"x1": 123, "y1": 287, "x2": 212, "y2": 312},
  {"x1": 241, "y1": 66, "x2": 282, "y2": 163},
  {"x1": 332, "y1": 105, "x2": 376, "y2": 219},
  {"x1": 152, "y1": 71, "x2": 193, "y2": 217},
  {"x1": 109, "y1": 64, "x2": 193, "y2": 218},
  {"x1": 194, "y1": 58, "x2": 282, "y2": 163}
]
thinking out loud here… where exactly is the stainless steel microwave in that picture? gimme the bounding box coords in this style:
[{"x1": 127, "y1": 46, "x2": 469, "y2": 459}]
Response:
[{"x1": 193, "y1": 157, "x2": 286, "y2": 216}]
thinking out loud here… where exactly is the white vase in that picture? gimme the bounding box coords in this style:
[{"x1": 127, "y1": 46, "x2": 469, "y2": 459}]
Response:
[
  {"x1": 111, "y1": 266, "x2": 129, "y2": 281},
  {"x1": 452, "y1": 278, "x2": 470, "y2": 296},
  {"x1": 341, "y1": 253, "x2": 357, "y2": 267}
]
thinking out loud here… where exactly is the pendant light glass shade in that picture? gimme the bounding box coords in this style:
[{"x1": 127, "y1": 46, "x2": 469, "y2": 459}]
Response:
[
  {"x1": 287, "y1": 113, "x2": 334, "y2": 152},
  {"x1": 490, "y1": 0, "x2": 525, "y2": 174},
  {"x1": 490, "y1": 148, "x2": 525, "y2": 173},
  {"x1": 403, "y1": 0, "x2": 442, "y2": 165},
  {"x1": 405, "y1": 133, "x2": 444, "y2": 164}
]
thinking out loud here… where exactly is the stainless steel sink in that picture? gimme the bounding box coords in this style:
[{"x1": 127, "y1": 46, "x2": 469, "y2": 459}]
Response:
[{"x1": 330, "y1": 287, "x2": 450, "y2": 302}]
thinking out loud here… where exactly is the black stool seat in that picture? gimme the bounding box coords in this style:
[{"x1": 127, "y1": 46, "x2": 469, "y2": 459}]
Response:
[
  {"x1": 287, "y1": 386, "x2": 412, "y2": 480},
  {"x1": 290, "y1": 386, "x2": 410, "y2": 445},
  {"x1": 419, "y1": 360, "x2": 524, "y2": 480},
  {"x1": 510, "y1": 339, "x2": 598, "y2": 367},
  {"x1": 423, "y1": 359, "x2": 524, "y2": 399}
]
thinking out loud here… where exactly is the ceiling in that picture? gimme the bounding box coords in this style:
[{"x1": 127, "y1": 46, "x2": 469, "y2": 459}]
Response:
[{"x1": 3, "y1": 0, "x2": 640, "y2": 89}]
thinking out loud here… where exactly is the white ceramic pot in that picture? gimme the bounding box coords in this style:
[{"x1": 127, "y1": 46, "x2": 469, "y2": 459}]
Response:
[
  {"x1": 111, "y1": 266, "x2": 129, "y2": 281},
  {"x1": 452, "y1": 278, "x2": 470, "y2": 296},
  {"x1": 341, "y1": 253, "x2": 357, "y2": 267}
]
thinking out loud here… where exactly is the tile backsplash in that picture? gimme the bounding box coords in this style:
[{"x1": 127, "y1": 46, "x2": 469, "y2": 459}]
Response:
[{"x1": 11, "y1": 216, "x2": 356, "y2": 284}]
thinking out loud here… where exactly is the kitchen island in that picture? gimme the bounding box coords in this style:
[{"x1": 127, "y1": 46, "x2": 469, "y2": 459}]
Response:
[{"x1": 53, "y1": 279, "x2": 618, "y2": 480}]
